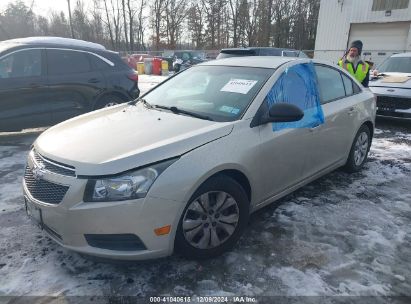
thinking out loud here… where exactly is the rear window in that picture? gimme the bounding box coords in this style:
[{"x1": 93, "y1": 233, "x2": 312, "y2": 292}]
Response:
[
  {"x1": 47, "y1": 49, "x2": 91, "y2": 75},
  {"x1": 216, "y1": 50, "x2": 256, "y2": 59},
  {"x1": 89, "y1": 54, "x2": 111, "y2": 70},
  {"x1": 282, "y1": 51, "x2": 299, "y2": 57},
  {"x1": 259, "y1": 49, "x2": 282, "y2": 56}
]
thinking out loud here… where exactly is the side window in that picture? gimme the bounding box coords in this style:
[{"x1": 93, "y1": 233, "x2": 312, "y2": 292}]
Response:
[
  {"x1": 266, "y1": 63, "x2": 324, "y2": 130},
  {"x1": 314, "y1": 65, "x2": 346, "y2": 104},
  {"x1": 0, "y1": 49, "x2": 42, "y2": 78},
  {"x1": 353, "y1": 82, "x2": 361, "y2": 94},
  {"x1": 47, "y1": 49, "x2": 91, "y2": 75},
  {"x1": 341, "y1": 73, "x2": 354, "y2": 96},
  {"x1": 89, "y1": 54, "x2": 111, "y2": 70}
]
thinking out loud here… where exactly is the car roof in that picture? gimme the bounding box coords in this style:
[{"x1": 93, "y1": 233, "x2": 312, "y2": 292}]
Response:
[
  {"x1": 220, "y1": 47, "x2": 300, "y2": 52},
  {"x1": 0, "y1": 36, "x2": 106, "y2": 51},
  {"x1": 200, "y1": 56, "x2": 298, "y2": 69},
  {"x1": 391, "y1": 52, "x2": 411, "y2": 58}
]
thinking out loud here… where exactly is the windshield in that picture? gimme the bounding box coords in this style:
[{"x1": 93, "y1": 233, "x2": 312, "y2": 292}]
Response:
[
  {"x1": 142, "y1": 65, "x2": 274, "y2": 122},
  {"x1": 378, "y1": 56, "x2": 411, "y2": 73}
]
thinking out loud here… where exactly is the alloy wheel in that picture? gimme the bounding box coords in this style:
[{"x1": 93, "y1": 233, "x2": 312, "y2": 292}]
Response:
[
  {"x1": 182, "y1": 191, "x2": 240, "y2": 249},
  {"x1": 354, "y1": 131, "x2": 369, "y2": 166}
]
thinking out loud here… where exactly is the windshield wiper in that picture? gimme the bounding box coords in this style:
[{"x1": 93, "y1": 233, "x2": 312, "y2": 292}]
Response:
[
  {"x1": 154, "y1": 105, "x2": 214, "y2": 121},
  {"x1": 129, "y1": 97, "x2": 153, "y2": 108}
]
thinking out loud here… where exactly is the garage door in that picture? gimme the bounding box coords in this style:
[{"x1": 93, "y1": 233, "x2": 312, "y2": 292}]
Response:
[{"x1": 348, "y1": 22, "x2": 410, "y2": 67}]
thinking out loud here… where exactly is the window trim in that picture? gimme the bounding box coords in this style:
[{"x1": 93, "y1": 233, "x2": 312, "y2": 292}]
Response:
[
  {"x1": 314, "y1": 63, "x2": 362, "y2": 105},
  {"x1": 0, "y1": 48, "x2": 45, "y2": 79},
  {"x1": 0, "y1": 47, "x2": 114, "y2": 67}
]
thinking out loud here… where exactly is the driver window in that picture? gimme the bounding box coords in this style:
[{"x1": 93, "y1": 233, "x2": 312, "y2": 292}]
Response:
[
  {"x1": 0, "y1": 49, "x2": 42, "y2": 79},
  {"x1": 266, "y1": 63, "x2": 324, "y2": 130}
]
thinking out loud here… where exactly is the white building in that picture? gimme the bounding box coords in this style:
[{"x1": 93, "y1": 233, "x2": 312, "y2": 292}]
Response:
[{"x1": 314, "y1": 0, "x2": 411, "y2": 67}]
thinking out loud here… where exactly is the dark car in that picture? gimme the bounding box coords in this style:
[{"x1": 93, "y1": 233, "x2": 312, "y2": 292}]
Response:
[
  {"x1": 0, "y1": 37, "x2": 140, "y2": 132},
  {"x1": 162, "y1": 50, "x2": 206, "y2": 72},
  {"x1": 216, "y1": 47, "x2": 308, "y2": 59}
]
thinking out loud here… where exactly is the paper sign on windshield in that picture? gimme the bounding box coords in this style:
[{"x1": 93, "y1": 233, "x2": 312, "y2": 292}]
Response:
[{"x1": 220, "y1": 79, "x2": 258, "y2": 94}]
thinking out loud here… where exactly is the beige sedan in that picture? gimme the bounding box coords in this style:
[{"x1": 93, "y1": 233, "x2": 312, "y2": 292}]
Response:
[{"x1": 23, "y1": 57, "x2": 376, "y2": 260}]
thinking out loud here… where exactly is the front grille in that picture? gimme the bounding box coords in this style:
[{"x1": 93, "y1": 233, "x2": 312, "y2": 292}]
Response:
[
  {"x1": 377, "y1": 96, "x2": 411, "y2": 110},
  {"x1": 32, "y1": 150, "x2": 76, "y2": 177},
  {"x1": 24, "y1": 166, "x2": 69, "y2": 204}
]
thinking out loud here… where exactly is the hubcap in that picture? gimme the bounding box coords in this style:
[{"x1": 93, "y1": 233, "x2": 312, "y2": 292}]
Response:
[
  {"x1": 182, "y1": 191, "x2": 240, "y2": 249},
  {"x1": 353, "y1": 131, "x2": 369, "y2": 166},
  {"x1": 103, "y1": 102, "x2": 118, "y2": 108}
]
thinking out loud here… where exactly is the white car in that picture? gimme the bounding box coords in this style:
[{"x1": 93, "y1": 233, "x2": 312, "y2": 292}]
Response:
[
  {"x1": 369, "y1": 52, "x2": 411, "y2": 119},
  {"x1": 23, "y1": 57, "x2": 376, "y2": 260}
]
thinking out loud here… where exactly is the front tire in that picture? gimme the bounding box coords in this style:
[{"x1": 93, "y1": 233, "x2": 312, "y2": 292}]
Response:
[
  {"x1": 175, "y1": 175, "x2": 249, "y2": 259},
  {"x1": 344, "y1": 124, "x2": 371, "y2": 173}
]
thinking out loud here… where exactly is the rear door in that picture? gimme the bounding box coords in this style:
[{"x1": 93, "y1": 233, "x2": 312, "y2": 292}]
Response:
[
  {"x1": 46, "y1": 49, "x2": 106, "y2": 124},
  {"x1": 0, "y1": 48, "x2": 50, "y2": 131},
  {"x1": 304, "y1": 65, "x2": 361, "y2": 176}
]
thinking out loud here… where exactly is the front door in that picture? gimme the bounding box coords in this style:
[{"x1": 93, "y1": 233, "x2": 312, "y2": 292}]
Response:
[{"x1": 257, "y1": 63, "x2": 321, "y2": 200}]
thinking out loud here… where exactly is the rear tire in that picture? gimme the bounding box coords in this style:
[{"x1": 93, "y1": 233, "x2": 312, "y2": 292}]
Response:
[
  {"x1": 344, "y1": 124, "x2": 371, "y2": 173},
  {"x1": 94, "y1": 94, "x2": 124, "y2": 110},
  {"x1": 175, "y1": 175, "x2": 249, "y2": 259}
]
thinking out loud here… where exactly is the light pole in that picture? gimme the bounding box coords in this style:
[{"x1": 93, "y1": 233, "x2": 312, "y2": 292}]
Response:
[{"x1": 67, "y1": 0, "x2": 75, "y2": 38}]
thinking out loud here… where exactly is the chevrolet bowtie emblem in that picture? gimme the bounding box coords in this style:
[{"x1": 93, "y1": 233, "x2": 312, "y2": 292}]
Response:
[{"x1": 32, "y1": 163, "x2": 46, "y2": 181}]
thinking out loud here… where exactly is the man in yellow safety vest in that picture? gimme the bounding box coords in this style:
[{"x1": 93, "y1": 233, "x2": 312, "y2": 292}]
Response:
[{"x1": 338, "y1": 40, "x2": 370, "y2": 87}]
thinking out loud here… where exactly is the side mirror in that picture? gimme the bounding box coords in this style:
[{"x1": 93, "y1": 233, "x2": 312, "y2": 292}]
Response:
[{"x1": 268, "y1": 103, "x2": 304, "y2": 123}]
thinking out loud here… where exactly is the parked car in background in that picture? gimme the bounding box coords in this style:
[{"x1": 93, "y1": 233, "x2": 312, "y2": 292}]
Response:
[
  {"x1": 162, "y1": 50, "x2": 206, "y2": 72},
  {"x1": 23, "y1": 56, "x2": 375, "y2": 260},
  {"x1": 369, "y1": 52, "x2": 411, "y2": 119},
  {"x1": 122, "y1": 53, "x2": 153, "y2": 70},
  {"x1": 0, "y1": 37, "x2": 140, "y2": 132},
  {"x1": 217, "y1": 47, "x2": 308, "y2": 59}
]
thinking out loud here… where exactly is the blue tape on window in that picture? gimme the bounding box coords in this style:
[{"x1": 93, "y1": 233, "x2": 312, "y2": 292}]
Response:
[{"x1": 266, "y1": 62, "x2": 324, "y2": 131}]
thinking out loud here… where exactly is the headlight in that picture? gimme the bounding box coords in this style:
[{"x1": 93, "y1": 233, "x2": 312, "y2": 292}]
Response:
[{"x1": 84, "y1": 158, "x2": 177, "y2": 202}]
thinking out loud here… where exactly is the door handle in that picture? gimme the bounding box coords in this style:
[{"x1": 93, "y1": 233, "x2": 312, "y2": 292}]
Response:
[
  {"x1": 309, "y1": 124, "x2": 322, "y2": 132},
  {"x1": 88, "y1": 78, "x2": 100, "y2": 83}
]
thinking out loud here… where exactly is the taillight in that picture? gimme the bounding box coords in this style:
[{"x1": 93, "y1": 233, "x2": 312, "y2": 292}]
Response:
[{"x1": 127, "y1": 72, "x2": 138, "y2": 82}]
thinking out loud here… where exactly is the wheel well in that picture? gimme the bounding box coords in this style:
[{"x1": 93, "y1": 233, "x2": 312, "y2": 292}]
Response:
[
  {"x1": 94, "y1": 92, "x2": 128, "y2": 109},
  {"x1": 363, "y1": 121, "x2": 374, "y2": 138},
  {"x1": 208, "y1": 170, "x2": 252, "y2": 202}
]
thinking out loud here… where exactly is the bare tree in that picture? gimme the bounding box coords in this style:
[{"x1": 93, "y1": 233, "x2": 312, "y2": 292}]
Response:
[
  {"x1": 151, "y1": 0, "x2": 167, "y2": 50},
  {"x1": 121, "y1": 0, "x2": 129, "y2": 51},
  {"x1": 165, "y1": 0, "x2": 188, "y2": 49},
  {"x1": 187, "y1": 2, "x2": 205, "y2": 48}
]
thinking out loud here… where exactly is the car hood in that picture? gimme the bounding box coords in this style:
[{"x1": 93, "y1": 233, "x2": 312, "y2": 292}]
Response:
[
  {"x1": 35, "y1": 103, "x2": 233, "y2": 176},
  {"x1": 369, "y1": 72, "x2": 411, "y2": 89}
]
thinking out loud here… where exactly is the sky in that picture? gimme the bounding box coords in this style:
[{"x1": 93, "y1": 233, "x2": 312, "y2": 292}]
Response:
[{"x1": 0, "y1": 0, "x2": 74, "y2": 17}]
